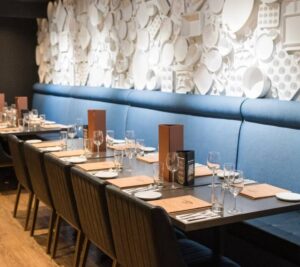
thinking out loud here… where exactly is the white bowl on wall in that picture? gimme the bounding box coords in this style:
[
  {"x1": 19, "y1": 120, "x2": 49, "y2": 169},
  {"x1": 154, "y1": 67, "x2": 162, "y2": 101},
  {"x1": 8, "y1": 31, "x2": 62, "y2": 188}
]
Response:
[{"x1": 242, "y1": 67, "x2": 271, "y2": 98}]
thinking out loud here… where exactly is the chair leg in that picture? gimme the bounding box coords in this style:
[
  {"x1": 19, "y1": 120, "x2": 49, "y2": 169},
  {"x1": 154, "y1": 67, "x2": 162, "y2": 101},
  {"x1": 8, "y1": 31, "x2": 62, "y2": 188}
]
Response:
[
  {"x1": 112, "y1": 259, "x2": 119, "y2": 267},
  {"x1": 30, "y1": 197, "x2": 40, "y2": 236},
  {"x1": 24, "y1": 192, "x2": 34, "y2": 231},
  {"x1": 46, "y1": 209, "x2": 57, "y2": 254},
  {"x1": 74, "y1": 230, "x2": 84, "y2": 267},
  {"x1": 79, "y1": 237, "x2": 90, "y2": 267},
  {"x1": 13, "y1": 182, "x2": 22, "y2": 218},
  {"x1": 51, "y1": 215, "x2": 61, "y2": 259}
]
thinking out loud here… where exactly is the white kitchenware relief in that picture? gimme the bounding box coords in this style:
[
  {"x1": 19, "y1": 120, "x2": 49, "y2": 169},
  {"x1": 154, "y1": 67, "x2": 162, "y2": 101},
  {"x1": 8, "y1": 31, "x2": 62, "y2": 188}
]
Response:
[{"x1": 36, "y1": 0, "x2": 300, "y2": 101}]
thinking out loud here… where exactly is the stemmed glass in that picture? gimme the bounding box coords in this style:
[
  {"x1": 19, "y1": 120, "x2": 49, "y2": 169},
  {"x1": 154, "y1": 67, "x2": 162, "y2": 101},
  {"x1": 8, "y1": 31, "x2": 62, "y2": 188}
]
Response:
[
  {"x1": 207, "y1": 152, "x2": 221, "y2": 185},
  {"x1": 223, "y1": 163, "x2": 234, "y2": 189},
  {"x1": 228, "y1": 170, "x2": 244, "y2": 214},
  {"x1": 76, "y1": 118, "x2": 83, "y2": 138},
  {"x1": 68, "y1": 125, "x2": 77, "y2": 139},
  {"x1": 93, "y1": 130, "x2": 104, "y2": 158},
  {"x1": 166, "y1": 152, "x2": 179, "y2": 190}
]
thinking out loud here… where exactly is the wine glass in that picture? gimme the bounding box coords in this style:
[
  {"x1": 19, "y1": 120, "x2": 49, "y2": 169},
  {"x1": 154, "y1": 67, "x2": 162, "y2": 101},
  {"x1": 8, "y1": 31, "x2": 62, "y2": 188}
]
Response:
[
  {"x1": 166, "y1": 152, "x2": 179, "y2": 189},
  {"x1": 93, "y1": 130, "x2": 104, "y2": 158},
  {"x1": 228, "y1": 170, "x2": 244, "y2": 214},
  {"x1": 207, "y1": 152, "x2": 221, "y2": 185},
  {"x1": 114, "y1": 150, "x2": 123, "y2": 172},
  {"x1": 223, "y1": 163, "x2": 234, "y2": 188},
  {"x1": 76, "y1": 118, "x2": 83, "y2": 138},
  {"x1": 68, "y1": 125, "x2": 77, "y2": 139},
  {"x1": 106, "y1": 130, "x2": 115, "y2": 146}
]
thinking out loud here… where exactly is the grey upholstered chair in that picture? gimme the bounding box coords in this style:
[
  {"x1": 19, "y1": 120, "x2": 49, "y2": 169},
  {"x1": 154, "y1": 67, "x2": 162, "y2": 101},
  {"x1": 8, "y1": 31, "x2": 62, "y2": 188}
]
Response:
[
  {"x1": 43, "y1": 153, "x2": 83, "y2": 267},
  {"x1": 23, "y1": 142, "x2": 56, "y2": 254},
  {"x1": 70, "y1": 166, "x2": 117, "y2": 267},
  {"x1": 7, "y1": 135, "x2": 33, "y2": 230},
  {"x1": 106, "y1": 185, "x2": 240, "y2": 267}
]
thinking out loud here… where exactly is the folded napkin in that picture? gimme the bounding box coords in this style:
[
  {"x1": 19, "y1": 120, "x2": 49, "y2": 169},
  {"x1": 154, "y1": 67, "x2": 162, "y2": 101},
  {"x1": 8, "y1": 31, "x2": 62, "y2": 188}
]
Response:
[
  {"x1": 0, "y1": 127, "x2": 19, "y2": 133},
  {"x1": 77, "y1": 161, "x2": 115, "y2": 171},
  {"x1": 194, "y1": 166, "x2": 213, "y2": 177},
  {"x1": 240, "y1": 183, "x2": 288, "y2": 199},
  {"x1": 33, "y1": 140, "x2": 62, "y2": 148},
  {"x1": 149, "y1": 195, "x2": 211, "y2": 213},
  {"x1": 136, "y1": 153, "x2": 159, "y2": 163},
  {"x1": 51, "y1": 149, "x2": 85, "y2": 158},
  {"x1": 107, "y1": 175, "x2": 153, "y2": 189}
]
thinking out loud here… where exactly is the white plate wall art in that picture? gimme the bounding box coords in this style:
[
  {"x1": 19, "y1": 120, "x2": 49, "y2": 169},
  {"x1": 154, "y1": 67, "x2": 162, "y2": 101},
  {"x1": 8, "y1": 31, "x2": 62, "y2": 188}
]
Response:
[
  {"x1": 37, "y1": 0, "x2": 300, "y2": 102},
  {"x1": 222, "y1": 0, "x2": 255, "y2": 33}
]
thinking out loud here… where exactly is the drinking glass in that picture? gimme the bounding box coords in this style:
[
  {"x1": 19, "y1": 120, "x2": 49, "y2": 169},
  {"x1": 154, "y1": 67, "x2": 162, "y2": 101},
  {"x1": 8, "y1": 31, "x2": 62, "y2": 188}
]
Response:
[
  {"x1": 39, "y1": 114, "x2": 46, "y2": 126},
  {"x1": 68, "y1": 125, "x2": 77, "y2": 139},
  {"x1": 223, "y1": 163, "x2": 234, "y2": 188},
  {"x1": 153, "y1": 162, "x2": 164, "y2": 189},
  {"x1": 93, "y1": 130, "x2": 104, "y2": 158},
  {"x1": 228, "y1": 170, "x2": 244, "y2": 214},
  {"x1": 76, "y1": 118, "x2": 83, "y2": 138},
  {"x1": 83, "y1": 138, "x2": 92, "y2": 157},
  {"x1": 125, "y1": 130, "x2": 135, "y2": 141},
  {"x1": 136, "y1": 138, "x2": 144, "y2": 156},
  {"x1": 31, "y1": 109, "x2": 38, "y2": 119},
  {"x1": 166, "y1": 152, "x2": 179, "y2": 189},
  {"x1": 106, "y1": 130, "x2": 115, "y2": 146},
  {"x1": 114, "y1": 150, "x2": 123, "y2": 172},
  {"x1": 207, "y1": 152, "x2": 221, "y2": 184},
  {"x1": 18, "y1": 118, "x2": 24, "y2": 130},
  {"x1": 60, "y1": 131, "x2": 68, "y2": 150}
]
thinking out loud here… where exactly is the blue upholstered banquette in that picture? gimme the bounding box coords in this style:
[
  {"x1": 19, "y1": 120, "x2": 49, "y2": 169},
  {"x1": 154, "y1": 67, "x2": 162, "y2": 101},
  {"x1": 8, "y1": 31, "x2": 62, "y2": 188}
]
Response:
[{"x1": 32, "y1": 83, "x2": 300, "y2": 265}]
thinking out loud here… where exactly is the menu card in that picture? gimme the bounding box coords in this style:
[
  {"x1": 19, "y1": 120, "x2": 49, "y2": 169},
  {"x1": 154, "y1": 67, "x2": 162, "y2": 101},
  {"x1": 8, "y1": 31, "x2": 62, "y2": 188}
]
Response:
[
  {"x1": 136, "y1": 153, "x2": 159, "y2": 163},
  {"x1": 51, "y1": 149, "x2": 85, "y2": 158},
  {"x1": 77, "y1": 161, "x2": 115, "y2": 171},
  {"x1": 33, "y1": 141, "x2": 62, "y2": 148},
  {"x1": 194, "y1": 166, "x2": 212, "y2": 177},
  {"x1": 148, "y1": 195, "x2": 211, "y2": 213},
  {"x1": 241, "y1": 183, "x2": 288, "y2": 199},
  {"x1": 107, "y1": 175, "x2": 153, "y2": 188}
]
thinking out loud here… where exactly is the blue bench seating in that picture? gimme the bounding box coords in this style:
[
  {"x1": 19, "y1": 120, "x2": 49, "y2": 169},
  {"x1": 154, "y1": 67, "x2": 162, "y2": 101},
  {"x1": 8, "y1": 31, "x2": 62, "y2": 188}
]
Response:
[{"x1": 32, "y1": 83, "x2": 300, "y2": 266}]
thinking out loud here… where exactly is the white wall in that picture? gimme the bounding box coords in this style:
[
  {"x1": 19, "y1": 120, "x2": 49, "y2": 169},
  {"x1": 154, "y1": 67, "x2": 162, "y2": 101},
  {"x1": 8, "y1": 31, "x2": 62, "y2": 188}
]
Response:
[{"x1": 36, "y1": 0, "x2": 300, "y2": 101}]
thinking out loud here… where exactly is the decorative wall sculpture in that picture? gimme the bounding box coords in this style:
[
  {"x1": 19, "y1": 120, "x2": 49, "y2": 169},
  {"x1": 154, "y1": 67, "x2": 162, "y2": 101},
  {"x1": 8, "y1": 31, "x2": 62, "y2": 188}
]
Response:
[{"x1": 36, "y1": 0, "x2": 300, "y2": 101}]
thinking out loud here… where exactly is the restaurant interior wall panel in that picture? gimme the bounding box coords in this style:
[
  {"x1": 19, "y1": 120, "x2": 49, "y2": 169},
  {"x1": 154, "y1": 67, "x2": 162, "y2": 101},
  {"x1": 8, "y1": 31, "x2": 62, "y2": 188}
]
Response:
[
  {"x1": 0, "y1": 17, "x2": 38, "y2": 105},
  {"x1": 36, "y1": 0, "x2": 300, "y2": 101}
]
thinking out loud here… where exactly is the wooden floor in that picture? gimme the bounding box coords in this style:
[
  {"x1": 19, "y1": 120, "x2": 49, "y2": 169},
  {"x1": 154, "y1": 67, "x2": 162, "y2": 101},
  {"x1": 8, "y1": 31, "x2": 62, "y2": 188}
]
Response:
[{"x1": 0, "y1": 180, "x2": 112, "y2": 267}]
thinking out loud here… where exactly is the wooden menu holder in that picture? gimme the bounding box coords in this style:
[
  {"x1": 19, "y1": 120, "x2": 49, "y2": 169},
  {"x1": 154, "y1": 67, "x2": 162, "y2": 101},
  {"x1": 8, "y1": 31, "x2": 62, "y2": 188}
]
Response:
[
  {"x1": 88, "y1": 110, "x2": 106, "y2": 152},
  {"x1": 159, "y1": 124, "x2": 184, "y2": 182},
  {"x1": 0, "y1": 94, "x2": 5, "y2": 112},
  {"x1": 15, "y1": 96, "x2": 28, "y2": 119}
]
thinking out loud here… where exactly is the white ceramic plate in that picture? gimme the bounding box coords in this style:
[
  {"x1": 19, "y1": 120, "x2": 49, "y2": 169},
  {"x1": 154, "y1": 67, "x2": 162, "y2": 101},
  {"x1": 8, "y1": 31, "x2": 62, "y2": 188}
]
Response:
[
  {"x1": 137, "y1": 30, "x2": 149, "y2": 51},
  {"x1": 41, "y1": 146, "x2": 62, "y2": 152},
  {"x1": 217, "y1": 171, "x2": 239, "y2": 178},
  {"x1": 193, "y1": 65, "x2": 213, "y2": 95},
  {"x1": 256, "y1": 34, "x2": 274, "y2": 61},
  {"x1": 63, "y1": 156, "x2": 87, "y2": 164},
  {"x1": 159, "y1": 18, "x2": 173, "y2": 44},
  {"x1": 142, "y1": 146, "x2": 156, "y2": 152},
  {"x1": 94, "y1": 170, "x2": 118, "y2": 179},
  {"x1": 134, "y1": 191, "x2": 162, "y2": 200},
  {"x1": 136, "y1": 2, "x2": 150, "y2": 29},
  {"x1": 113, "y1": 139, "x2": 125, "y2": 144},
  {"x1": 174, "y1": 37, "x2": 188, "y2": 62},
  {"x1": 276, "y1": 192, "x2": 300, "y2": 202},
  {"x1": 26, "y1": 139, "x2": 42, "y2": 144},
  {"x1": 223, "y1": 0, "x2": 254, "y2": 33},
  {"x1": 203, "y1": 24, "x2": 219, "y2": 48},
  {"x1": 204, "y1": 49, "x2": 222, "y2": 73},
  {"x1": 209, "y1": 0, "x2": 224, "y2": 14},
  {"x1": 161, "y1": 42, "x2": 174, "y2": 67}
]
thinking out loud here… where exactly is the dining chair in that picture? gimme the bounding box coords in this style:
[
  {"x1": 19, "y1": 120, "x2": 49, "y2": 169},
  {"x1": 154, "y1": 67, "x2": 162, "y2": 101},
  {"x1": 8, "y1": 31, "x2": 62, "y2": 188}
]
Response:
[
  {"x1": 23, "y1": 142, "x2": 56, "y2": 254},
  {"x1": 43, "y1": 153, "x2": 83, "y2": 267},
  {"x1": 106, "y1": 185, "x2": 240, "y2": 267},
  {"x1": 70, "y1": 167, "x2": 117, "y2": 267},
  {"x1": 7, "y1": 135, "x2": 33, "y2": 230}
]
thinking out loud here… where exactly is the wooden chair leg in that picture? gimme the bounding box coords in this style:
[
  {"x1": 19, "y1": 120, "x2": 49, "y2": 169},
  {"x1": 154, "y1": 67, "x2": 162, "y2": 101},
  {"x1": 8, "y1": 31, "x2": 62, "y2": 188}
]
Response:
[
  {"x1": 112, "y1": 259, "x2": 118, "y2": 267},
  {"x1": 51, "y1": 215, "x2": 61, "y2": 259},
  {"x1": 74, "y1": 230, "x2": 84, "y2": 267},
  {"x1": 30, "y1": 197, "x2": 39, "y2": 236},
  {"x1": 79, "y1": 237, "x2": 90, "y2": 267},
  {"x1": 13, "y1": 183, "x2": 22, "y2": 218},
  {"x1": 24, "y1": 192, "x2": 34, "y2": 231},
  {"x1": 46, "y1": 209, "x2": 56, "y2": 254}
]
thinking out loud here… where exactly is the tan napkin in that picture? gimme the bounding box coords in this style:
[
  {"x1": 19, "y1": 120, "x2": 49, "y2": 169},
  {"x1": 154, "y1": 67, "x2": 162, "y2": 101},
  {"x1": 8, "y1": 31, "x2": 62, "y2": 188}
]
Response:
[
  {"x1": 77, "y1": 161, "x2": 115, "y2": 171},
  {"x1": 107, "y1": 175, "x2": 153, "y2": 188},
  {"x1": 108, "y1": 144, "x2": 129, "y2": 150},
  {"x1": 149, "y1": 195, "x2": 211, "y2": 213},
  {"x1": 136, "y1": 153, "x2": 159, "y2": 163},
  {"x1": 51, "y1": 149, "x2": 85, "y2": 158},
  {"x1": 195, "y1": 166, "x2": 213, "y2": 177},
  {"x1": 33, "y1": 141, "x2": 62, "y2": 148},
  {"x1": 241, "y1": 183, "x2": 288, "y2": 199},
  {"x1": 41, "y1": 124, "x2": 63, "y2": 129},
  {"x1": 0, "y1": 127, "x2": 19, "y2": 133}
]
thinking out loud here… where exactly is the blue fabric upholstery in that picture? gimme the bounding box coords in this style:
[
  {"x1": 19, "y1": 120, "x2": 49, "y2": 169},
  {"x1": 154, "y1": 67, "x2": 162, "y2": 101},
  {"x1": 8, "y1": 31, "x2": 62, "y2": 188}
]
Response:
[{"x1": 178, "y1": 239, "x2": 239, "y2": 267}]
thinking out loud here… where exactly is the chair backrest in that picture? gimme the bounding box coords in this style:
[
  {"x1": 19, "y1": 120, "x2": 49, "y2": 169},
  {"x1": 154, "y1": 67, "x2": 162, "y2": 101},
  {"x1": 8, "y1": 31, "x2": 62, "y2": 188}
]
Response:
[
  {"x1": 70, "y1": 167, "x2": 115, "y2": 258},
  {"x1": 7, "y1": 135, "x2": 32, "y2": 192},
  {"x1": 105, "y1": 185, "x2": 185, "y2": 267},
  {"x1": 43, "y1": 153, "x2": 80, "y2": 229},
  {"x1": 23, "y1": 143, "x2": 53, "y2": 207}
]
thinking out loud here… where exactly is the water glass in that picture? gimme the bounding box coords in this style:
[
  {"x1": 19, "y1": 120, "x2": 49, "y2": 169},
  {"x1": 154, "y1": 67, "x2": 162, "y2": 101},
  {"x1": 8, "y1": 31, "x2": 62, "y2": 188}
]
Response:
[
  {"x1": 93, "y1": 130, "x2": 104, "y2": 158},
  {"x1": 18, "y1": 118, "x2": 24, "y2": 130},
  {"x1": 83, "y1": 138, "x2": 92, "y2": 157},
  {"x1": 125, "y1": 130, "x2": 135, "y2": 141},
  {"x1": 60, "y1": 130, "x2": 68, "y2": 150},
  {"x1": 106, "y1": 130, "x2": 115, "y2": 146},
  {"x1": 39, "y1": 114, "x2": 46, "y2": 126},
  {"x1": 166, "y1": 152, "x2": 179, "y2": 189},
  {"x1": 68, "y1": 125, "x2": 77, "y2": 139},
  {"x1": 223, "y1": 163, "x2": 234, "y2": 188},
  {"x1": 114, "y1": 150, "x2": 123, "y2": 172},
  {"x1": 31, "y1": 109, "x2": 38, "y2": 119},
  {"x1": 76, "y1": 118, "x2": 83, "y2": 138},
  {"x1": 211, "y1": 183, "x2": 225, "y2": 214},
  {"x1": 152, "y1": 162, "x2": 164, "y2": 189},
  {"x1": 228, "y1": 170, "x2": 244, "y2": 214},
  {"x1": 136, "y1": 138, "x2": 144, "y2": 156}
]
